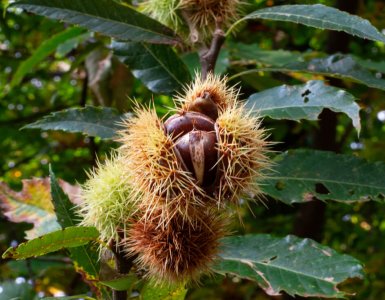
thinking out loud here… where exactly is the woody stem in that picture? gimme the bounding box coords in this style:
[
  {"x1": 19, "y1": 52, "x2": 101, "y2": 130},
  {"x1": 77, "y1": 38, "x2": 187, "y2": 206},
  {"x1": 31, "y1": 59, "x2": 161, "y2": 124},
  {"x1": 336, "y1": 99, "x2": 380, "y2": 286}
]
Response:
[
  {"x1": 112, "y1": 242, "x2": 135, "y2": 300},
  {"x1": 200, "y1": 26, "x2": 225, "y2": 80}
]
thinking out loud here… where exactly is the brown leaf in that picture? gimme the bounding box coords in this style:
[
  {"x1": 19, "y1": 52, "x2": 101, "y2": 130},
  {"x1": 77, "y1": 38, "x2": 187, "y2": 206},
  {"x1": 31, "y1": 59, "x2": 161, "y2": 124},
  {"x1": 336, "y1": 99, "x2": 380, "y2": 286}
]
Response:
[{"x1": 0, "y1": 178, "x2": 81, "y2": 239}]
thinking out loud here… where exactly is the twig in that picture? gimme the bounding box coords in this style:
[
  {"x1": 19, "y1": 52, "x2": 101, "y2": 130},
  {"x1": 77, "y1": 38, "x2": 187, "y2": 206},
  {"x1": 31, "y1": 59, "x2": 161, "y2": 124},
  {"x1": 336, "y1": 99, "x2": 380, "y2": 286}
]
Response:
[
  {"x1": 111, "y1": 242, "x2": 136, "y2": 300},
  {"x1": 199, "y1": 21, "x2": 225, "y2": 80}
]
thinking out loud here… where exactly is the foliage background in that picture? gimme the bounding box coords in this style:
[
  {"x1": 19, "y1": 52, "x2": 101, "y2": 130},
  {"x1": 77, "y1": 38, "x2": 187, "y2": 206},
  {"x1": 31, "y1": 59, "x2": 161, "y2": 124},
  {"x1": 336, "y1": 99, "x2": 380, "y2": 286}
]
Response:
[{"x1": 0, "y1": 0, "x2": 385, "y2": 299}]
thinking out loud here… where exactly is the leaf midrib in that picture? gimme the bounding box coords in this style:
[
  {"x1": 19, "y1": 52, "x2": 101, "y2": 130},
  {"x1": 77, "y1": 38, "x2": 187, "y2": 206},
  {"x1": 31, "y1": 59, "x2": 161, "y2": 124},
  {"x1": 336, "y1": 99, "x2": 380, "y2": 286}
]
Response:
[
  {"x1": 29, "y1": 120, "x2": 117, "y2": 132},
  {"x1": 257, "y1": 103, "x2": 354, "y2": 112},
  {"x1": 18, "y1": 2, "x2": 176, "y2": 42},
  {"x1": 220, "y1": 255, "x2": 354, "y2": 285},
  {"x1": 250, "y1": 10, "x2": 351, "y2": 31},
  {"x1": 50, "y1": 174, "x2": 77, "y2": 227},
  {"x1": 247, "y1": 5, "x2": 384, "y2": 42},
  {"x1": 17, "y1": 236, "x2": 96, "y2": 257},
  {"x1": 141, "y1": 43, "x2": 184, "y2": 87},
  {"x1": 270, "y1": 175, "x2": 384, "y2": 190}
]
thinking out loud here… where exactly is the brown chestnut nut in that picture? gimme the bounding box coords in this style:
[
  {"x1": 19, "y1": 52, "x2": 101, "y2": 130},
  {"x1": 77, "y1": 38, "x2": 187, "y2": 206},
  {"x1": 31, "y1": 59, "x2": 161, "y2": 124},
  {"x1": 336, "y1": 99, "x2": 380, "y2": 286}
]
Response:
[{"x1": 164, "y1": 112, "x2": 218, "y2": 187}]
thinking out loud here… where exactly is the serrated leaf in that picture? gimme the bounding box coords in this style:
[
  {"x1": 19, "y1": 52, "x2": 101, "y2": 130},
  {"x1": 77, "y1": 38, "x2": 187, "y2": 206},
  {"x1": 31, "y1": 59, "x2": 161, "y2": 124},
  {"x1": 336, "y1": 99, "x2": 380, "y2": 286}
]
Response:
[
  {"x1": 247, "y1": 80, "x2": 361, "y2": 133},
  {"x1": 2, "y1": 226, "x2": 99, "y2": 260},
  {"x1": 112, "y1": 40, "x2": 191, "y2": 95},
  {"x1": 213, "y1": 234, "x2": 363, "y2": 298},
  {"x1": 263, "y1": 149, "x2": 385, "y2": 204},
  {"x1": 10, "y1": 27, "x2": 85, "y2": 89},
  {"x1": 68, "y1": 244, "x2": 100, "y2": 281},
  {"x1": 23, "y1": 106, "x2": 129, "y2": 140},
  {"x1": 232, "y1": 54, "x2": 385, "y2": 91},
  {"x1": 229, "y1": 42, "x2": 304, "y2": 67},
  {"x1": 230, "y1": 4, "x2": 385, "y2": 43},
  {"x1": 50, "y1": 166, "x2": 78, "y2": 227},
  {"x1": 0, "y1": 178, "x2": 78, "y2": 239},
  {"x1": 12, "y1": 0, "x2": 179, "y2": 44},
  {"x1": 100, "y1": 273, "x2": 138, "y2": 291},
  {"x1": 141, "y1": 283, "x2": 187, "y2": 300},
  {"x1": 50, "y1": 168, "x2": 101, "y2": 285}
]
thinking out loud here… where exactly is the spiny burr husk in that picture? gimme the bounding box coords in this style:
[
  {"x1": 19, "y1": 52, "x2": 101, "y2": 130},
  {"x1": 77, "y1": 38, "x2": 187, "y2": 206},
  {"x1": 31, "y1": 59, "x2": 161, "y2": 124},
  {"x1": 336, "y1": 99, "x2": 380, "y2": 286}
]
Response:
[
  {"x1": 118, "y1": 107, "x2": 207, "y2": 218},
  {"x1": 175, "y1": 73, "x2": 239, "y2": 120},
  {"x1": 141, "y1": 0, "x2": 181, "y2": 31},
  {"x1": 215, "y1": 102, "x2": 271, "y2": 204},
  {"x1": 124, "y1": 208, "x2": 228, "y2": 285},
  {"x1": 78, "y1": 153, "x2": 134, "y2": 244},
  {"x1": 180, "y1": 0, "x2": 240, "y2": 38}
]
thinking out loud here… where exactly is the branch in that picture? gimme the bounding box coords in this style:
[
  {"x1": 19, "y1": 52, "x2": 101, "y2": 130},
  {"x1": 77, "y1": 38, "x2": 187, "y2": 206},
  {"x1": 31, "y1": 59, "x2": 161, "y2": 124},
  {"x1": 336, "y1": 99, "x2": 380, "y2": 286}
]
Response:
[
  {"x1": 199, "y1": 26, "x2": 225, "y2": 80},
  {"x1": 111, "y1": 242, "x2": 136, "y2": 300}
]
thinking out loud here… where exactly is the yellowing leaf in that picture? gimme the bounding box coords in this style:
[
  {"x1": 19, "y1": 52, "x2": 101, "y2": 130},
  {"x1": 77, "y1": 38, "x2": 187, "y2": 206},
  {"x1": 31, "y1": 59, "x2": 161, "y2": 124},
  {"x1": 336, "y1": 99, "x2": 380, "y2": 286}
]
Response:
[{"x1": 0, "y1": 178, "x2": 80, "y2": 239}]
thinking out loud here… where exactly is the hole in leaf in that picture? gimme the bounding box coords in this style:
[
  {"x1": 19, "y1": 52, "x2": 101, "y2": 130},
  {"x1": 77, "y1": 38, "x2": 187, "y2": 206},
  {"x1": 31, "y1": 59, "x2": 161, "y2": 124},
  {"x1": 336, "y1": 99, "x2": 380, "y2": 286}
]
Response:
[
  {"x1": 262, "y1": 256, "x2": 277, "y2": 264},
  {"x1": 315, "y1": 183, "x2": 330, "y2": 195},
  {"x1": 301, "y1": 89, "x2": 311, "y2": 97},
  {"x1": 275, "y1": 181, "x2": 285, "y2": 191},
  {"x1": 270, "y1": 255, "x2": 277, "y2": 261},
  {"x1": 303, "y1": 97, "x2": 309, "y2": 103}
]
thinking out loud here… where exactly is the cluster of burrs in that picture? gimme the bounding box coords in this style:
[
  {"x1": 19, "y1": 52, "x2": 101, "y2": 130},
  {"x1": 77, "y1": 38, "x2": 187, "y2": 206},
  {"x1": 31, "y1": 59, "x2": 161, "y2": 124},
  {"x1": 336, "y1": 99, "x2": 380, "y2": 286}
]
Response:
[
  {"x1": 141, "y1": 0, "x2": 240, "y2": 42},
  {"x1": 79, "y1": 74, "x2": 270, "y2": 285}
]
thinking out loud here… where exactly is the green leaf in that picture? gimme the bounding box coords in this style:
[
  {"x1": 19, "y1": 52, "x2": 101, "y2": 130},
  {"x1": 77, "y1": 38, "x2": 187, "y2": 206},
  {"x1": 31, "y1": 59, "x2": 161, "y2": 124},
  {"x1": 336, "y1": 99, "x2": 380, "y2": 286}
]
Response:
[
  {"x1": 112, "y1": 40, "x2": 191, "y2": 95},
  {"x1": 229, "y1": 42, "x2": 304, "y2": 67},
  {"x1": 23, "y1": 106, "x2": 129, "y2": 140},
  {"x1": 10, "y1": 27, "x2": 85, "y2": 89},
  {"x1": 7, "y1": 256, "x2": 68, "y2": 276},
  {"x1": 12, "y1": 0, "x2": 179, "y2": 44},
  {"x1": 231, "y1": 54, "x2": 385, "y2": 91},
  {"x1": 229, "y1": 4, "x2": 385, "y2": 43},
  {"x1": 56, "y1": 32, "x2": 92, "y2": 57},
  {"x1": 2, "y1": 226, "x2": 99, "y2": 260},
  {"x1": 213, "y1": 234, "x2": 363, "y2": 298},
  {"x1": 264, "y1": 150, "x2": 385, "y2": 204},
  {"x1": 353, "y1": 56, "x2": 385, "y2": 74},
  {"x1": 49, "y1": 166, "x2": 78, "y2": 227},
  {"x1": 247, "y1": 80, "x2": 361, "y2": 133},
  {"x1": 68, "y1": 244, "x2": 100, "y2": 280},
  {"x1": 42, "y1": 296, "x2": 95, "y2": 300},
  {"x1": 49, "y1": 168, "x2": 100, "y2": 281},
  {"x1": 100, "y1": 273, "x2": 138, "y2": 291},
  {"x1": 141, "y1": 283, "x2": 187, "y2": 300}
]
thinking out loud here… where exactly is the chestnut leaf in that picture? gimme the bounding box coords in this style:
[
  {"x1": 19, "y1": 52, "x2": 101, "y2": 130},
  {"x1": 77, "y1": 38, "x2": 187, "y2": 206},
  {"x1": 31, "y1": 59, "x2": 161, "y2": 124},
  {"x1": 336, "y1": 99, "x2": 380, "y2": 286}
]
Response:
[
  {"x1": 229, "y1": 4, "x2": 385, "y2": 43},
  {"x1": 246, "y1": 80, "x2": 361, "y2": 133},
  {"x1": 23, "y1": 106, "x2": 130, "y2": 140},
  {"x1": 232, "y1": 54, "x2": 385, "y2": 92},
  {"x1": 263, "y1": 149, "x2": 385, "y2": 204},
  {"x1": 11, "y1": 0, "x2": 179, "y2": 45},
  {"x1": 113, "y1": 40, "x2": 191, "y2": 95},
  {"x1": 2, "y1": 226, "x2": 99, "y2": 260},
  {"x1": 214, "y1": 234, "x2": 363, "y2": 298},
  {"x1": 50, "y1": 168, "x2": 101, "y2": 283}
]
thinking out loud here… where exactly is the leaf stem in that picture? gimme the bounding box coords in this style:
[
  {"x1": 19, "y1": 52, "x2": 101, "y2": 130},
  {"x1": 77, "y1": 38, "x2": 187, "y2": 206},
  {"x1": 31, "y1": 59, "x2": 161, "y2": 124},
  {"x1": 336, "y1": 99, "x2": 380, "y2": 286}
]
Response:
[
  {"x1": 199, "y1": 21, "x2": 226, "y2": 80},
  {"x1": 111, "y1": 242, "x2": 135, "y2": 300}
]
